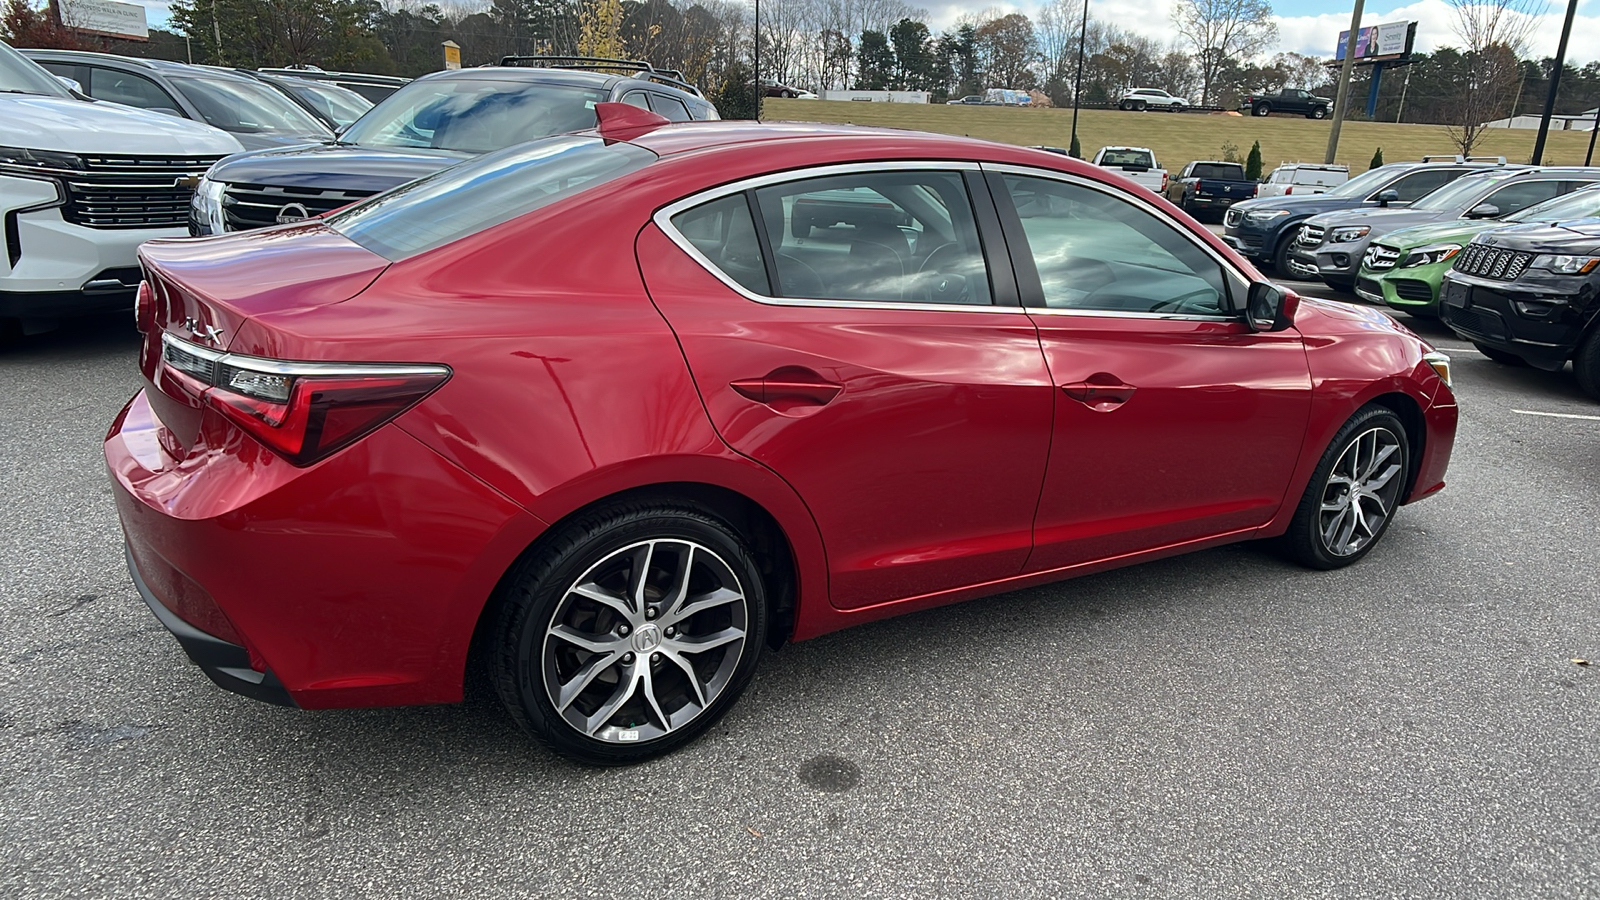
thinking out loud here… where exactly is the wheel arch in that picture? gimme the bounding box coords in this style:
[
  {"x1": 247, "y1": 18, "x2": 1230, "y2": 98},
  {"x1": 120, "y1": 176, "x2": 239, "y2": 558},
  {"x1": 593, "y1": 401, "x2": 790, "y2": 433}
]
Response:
[{"x1": 1367, "y1": 390, "x2": 1426, "y2": 501}]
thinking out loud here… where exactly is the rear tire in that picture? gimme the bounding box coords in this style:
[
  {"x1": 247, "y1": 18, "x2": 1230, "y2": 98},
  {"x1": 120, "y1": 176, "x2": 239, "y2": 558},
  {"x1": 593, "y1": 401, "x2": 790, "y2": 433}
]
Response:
[
  {"x1": 1281, "y1": 405, "x2": 1410, "y2": 569},
  {"x1": 1311, "y1": 107, "x2": 1329, "y2": 119},
  {"x1": 1573, "y1": 331, "x2": 1600, "y2": 400},
  {"x1": 490, "y1": 504, "x2": 768, "y2": 765},
  {"x1": 1473, "y1": 343, "x2": 1527, "y2": 366},
  {"x1": 1120, "y1": 100, "x2": 1133, "y2": 111},
  {"x1": 1254, "y1": 103, "x2": 1271, "y2": 117}
]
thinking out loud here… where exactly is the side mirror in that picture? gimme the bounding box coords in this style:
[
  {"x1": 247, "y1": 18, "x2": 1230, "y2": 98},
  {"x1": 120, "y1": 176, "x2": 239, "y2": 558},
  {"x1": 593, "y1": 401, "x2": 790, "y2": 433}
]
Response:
[
  {"x1": 1464, "y1": 203, "x2": 1500, "y2": 219},
  {"x1": 1375, "y1": 189, "x2": 1400, "y2": 207},
  {"x1": 55, "y1": 75, "x2": 84, "y2": 93},
  {"x1": 1245, "y1": 282, "x2": 1296, "y2": 332}
]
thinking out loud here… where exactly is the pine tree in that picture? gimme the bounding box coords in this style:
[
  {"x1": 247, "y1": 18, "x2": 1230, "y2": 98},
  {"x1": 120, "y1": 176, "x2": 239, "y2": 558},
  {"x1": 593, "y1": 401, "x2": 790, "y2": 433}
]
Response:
[
  {"x1": 714, "y1": 61, "x2": 761, "y2": 120},
  {"x1": 1370, "y1": 147, "x2": 1384, "y2": 169},
  {"x1": 1069, "y1": 133, "x2": 1082, "y2": 159},
  {"x1": 1245, "y1": 141, "x2": 1263, "y2": 181}
]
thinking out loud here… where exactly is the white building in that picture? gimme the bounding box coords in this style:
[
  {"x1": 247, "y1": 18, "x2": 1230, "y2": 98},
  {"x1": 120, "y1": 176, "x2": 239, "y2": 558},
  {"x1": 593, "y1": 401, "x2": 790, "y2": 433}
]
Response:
[{"x1": 1483, "y1": 108, "x2": 1597, "y2": 130}]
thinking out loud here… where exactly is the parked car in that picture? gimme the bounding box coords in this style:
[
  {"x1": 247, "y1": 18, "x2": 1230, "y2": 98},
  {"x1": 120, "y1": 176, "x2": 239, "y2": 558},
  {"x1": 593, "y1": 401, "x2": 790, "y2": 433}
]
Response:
[
  {"x1": 109, "y1": 111, "x2": 1457, "y2": 765},
  {"x1": 1440, "y1": 220, "x2": 1600, "y2": 396},
  {"x1": 1295, "y1": 166, "x2": 1598, "y2": 292},
  {"x1": 1118, "y1": 88, "x2": 1188, "y2": 111},
  {"x1": 751, "y1": 78, "x2": 803, "y2": 98},
  {"x1": 0, "y1": 40, "x2": 240, "y2": 340},
  {"x1": 1091, "y1": 146, "x2": 1167, "y2": 193},
  {"x1": 1223, "y1": 156, "x2": 1514, "y2": 277},
  {"x1": 190, "y1": 59, "x2": 717, "y2": 235},
  {"x1": 257, "y1": 66, "x2": 410, "y2": 104},
  {"x1": 1164, "y1": 160, "x2": 1256, "y2": 220},
  {"x1": 946, "y1": 95, "x2": 991, "y2": 105},
  {"x1": 1240, "y1": 89, "x2": 1333, "y2": 118},
  {"x1": 1358, "y1": 184, "x2": 1600, "y2": 318},
  {"x1": 247, "y1": 70, "x2": 373, "y2": 131},
  {"x1": 22, "y1": 50, "x2": 333, "y2": 149},
  {"x1": 1258, "y1": 163, "x2": 1349, "y2": 198}
]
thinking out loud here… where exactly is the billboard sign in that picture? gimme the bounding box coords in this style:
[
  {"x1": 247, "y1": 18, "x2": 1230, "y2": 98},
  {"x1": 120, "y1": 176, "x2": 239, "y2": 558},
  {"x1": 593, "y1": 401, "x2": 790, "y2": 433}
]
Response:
[
  {"x1": 1335, "y1": 21, "x2": 1411, "y2": 61},
  {"x1": 60, "y1": 0, "x2": 149, "y2": 41}
]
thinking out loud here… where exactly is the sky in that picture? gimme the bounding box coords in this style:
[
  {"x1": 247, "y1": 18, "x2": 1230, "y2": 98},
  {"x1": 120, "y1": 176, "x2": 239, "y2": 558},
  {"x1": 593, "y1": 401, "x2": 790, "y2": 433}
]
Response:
[{"x1": 121, "y1": 0, "x2": 1600, "y2": 67}]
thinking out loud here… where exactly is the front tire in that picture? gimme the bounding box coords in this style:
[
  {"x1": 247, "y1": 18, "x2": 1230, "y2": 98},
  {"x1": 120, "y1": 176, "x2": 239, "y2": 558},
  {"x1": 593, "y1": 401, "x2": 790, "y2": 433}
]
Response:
[
  {"x1": 1311, "y1": 107, "x2": 1329, "y2": 119},
  {"x1": 491, "y1": 505, "x2": 768, "y2": 765},
  {"x1": 1282, "y1": 405, "x2": 1410, "y2": 569},
  {"x1": 1272, "y1": 233, "x2": 1298, "y2": 278},
  {"x1": 1573, "y1": 331, "x2": 1600, "y2": 400}
]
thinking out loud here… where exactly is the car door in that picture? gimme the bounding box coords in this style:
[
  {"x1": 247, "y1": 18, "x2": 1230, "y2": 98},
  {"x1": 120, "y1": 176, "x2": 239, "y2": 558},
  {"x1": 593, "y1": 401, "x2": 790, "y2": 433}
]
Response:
[
  {"x1": 984, "y1": 167, "x2": 1314, "y2": 571},
  {"x1": 637, "y1": 164, "x2": 1055, "y2": 610}
]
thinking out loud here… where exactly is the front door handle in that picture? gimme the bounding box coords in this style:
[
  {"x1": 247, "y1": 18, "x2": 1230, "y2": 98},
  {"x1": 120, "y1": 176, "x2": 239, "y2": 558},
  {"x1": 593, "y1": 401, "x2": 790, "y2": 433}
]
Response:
[
  {"x1": 730, "y1": 367, "x2": 843, "y2": 409},
  {"x1": 1061, "y1": 374, "x2": 1137, "y2": 410}
]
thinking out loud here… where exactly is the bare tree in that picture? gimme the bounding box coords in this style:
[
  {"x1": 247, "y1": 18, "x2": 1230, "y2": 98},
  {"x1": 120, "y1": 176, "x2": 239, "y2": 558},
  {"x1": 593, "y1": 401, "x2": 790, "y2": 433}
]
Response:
[
  {"x1": 1444, "y1": 0, "x2": 1541, "y2": 155},
  {"x1": 1170, "y1": 0, "x2": 1276, "y2": 106},
  {"x1": 1035, "y1": 0, "x2": 1084, "y2": 83}
]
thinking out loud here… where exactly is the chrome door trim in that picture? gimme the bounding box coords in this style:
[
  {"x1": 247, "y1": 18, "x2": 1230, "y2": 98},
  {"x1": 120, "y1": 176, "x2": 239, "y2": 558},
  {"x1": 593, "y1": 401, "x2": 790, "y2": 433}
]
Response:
[{"x1": 651, "y1": 160, "x2": 1027, "y2": 315}]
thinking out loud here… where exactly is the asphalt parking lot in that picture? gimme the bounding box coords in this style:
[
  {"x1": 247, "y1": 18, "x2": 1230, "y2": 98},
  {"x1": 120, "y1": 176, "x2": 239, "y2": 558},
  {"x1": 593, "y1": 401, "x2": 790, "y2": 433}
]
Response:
[{"x1": 3, "y1": 288, "x2": 1599, "y2": 898}]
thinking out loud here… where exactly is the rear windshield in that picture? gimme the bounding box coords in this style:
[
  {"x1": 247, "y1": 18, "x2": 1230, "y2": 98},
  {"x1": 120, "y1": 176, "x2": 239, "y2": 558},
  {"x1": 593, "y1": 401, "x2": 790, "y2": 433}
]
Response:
[
  {"x1": 1189, "y1": 163, "x2": 1245, "y2": 180},
  {"x1": 328, "y1": 134, "x2": 655, "y2": 260},
  {"x1": 1100, "y1": 149, "x2": 1155, "y2": 168},
  {"x1": 342, "y1": 78, "x2": 608, "y2": 153}
]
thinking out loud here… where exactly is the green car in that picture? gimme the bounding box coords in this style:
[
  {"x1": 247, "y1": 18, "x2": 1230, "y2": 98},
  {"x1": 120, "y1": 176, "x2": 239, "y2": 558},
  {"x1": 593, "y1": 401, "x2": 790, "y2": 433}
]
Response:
[{"x1": 1357, "y1": 185, "x2": 1600, "y2": 316}]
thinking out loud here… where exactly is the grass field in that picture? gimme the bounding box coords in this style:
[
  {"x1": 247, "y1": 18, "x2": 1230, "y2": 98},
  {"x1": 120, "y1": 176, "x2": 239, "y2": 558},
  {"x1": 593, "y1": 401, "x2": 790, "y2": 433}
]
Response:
[{"x1": 763, "y1": 99, "x2": 1599, "y2": 171}]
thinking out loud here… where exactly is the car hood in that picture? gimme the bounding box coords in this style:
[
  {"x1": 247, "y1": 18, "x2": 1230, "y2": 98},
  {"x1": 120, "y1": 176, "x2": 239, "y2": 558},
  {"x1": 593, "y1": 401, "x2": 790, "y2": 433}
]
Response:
[
  {"x1": 1229, "y1": 194, "x2": 1386, "y2": 217},
  {"x1": 1472, "y1": 218, "x2": 1600, "y2": 254},
  {"x1": 1373, "y1": 219, "x2": 1500, "y2": 250},
  {"x1": 207, "y1": 143, "x2": 468, "y2": 192},
  {"x1": 231, "y1": 132, "x2": 332, "y2": 152},
  {"x1": 0, "y1": 95, "x2": 243, "y2": 155},
  {"x1": 1305, "y1": 207, "x2": 1444, "y2": 231}
]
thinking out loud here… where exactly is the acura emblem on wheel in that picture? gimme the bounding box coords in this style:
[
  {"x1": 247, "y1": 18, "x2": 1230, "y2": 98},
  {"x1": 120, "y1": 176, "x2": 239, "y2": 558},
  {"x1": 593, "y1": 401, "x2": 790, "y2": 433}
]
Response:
[{"x1": 276, "y1": 202, "x2": 311, "y2": 225}]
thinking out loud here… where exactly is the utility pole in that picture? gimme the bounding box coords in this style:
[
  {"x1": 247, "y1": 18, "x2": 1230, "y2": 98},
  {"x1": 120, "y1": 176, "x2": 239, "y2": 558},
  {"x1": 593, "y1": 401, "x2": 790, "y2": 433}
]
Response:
[
  {"x1": 1069, "y1": 0, "x2": 1090, "y2": 158},
  {"x1": 1531, "y1": 0, "x2": 1579, "y2": 165},
  {"x1": 1587, "y1": 106, "x2": 1598, "y2": 166},
  {"x1": 1325, "y1": 0, "x2": 1365, "y2": 165},
  {"x1": 752, "y1": 0, "x2": 760, "y2": 120}
]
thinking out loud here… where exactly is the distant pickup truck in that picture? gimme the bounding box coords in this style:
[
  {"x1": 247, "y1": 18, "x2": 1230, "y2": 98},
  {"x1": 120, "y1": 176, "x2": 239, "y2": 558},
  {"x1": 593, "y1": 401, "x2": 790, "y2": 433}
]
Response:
[
  {"x1": 1163, "y1": 161, "x2": 1257, "y2": 220},
  {"x1": 1240, "y1": 89, "x2": 1333, "y2": 119},
  {"x1": 1091, "y1": 146, "x2": 1167, "y2": 193}
]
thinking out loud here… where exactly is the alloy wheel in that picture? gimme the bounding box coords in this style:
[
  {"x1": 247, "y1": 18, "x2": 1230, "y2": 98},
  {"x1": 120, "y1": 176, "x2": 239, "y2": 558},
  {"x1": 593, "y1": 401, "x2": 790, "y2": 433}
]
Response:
[
  {"x1": 541, "y1": 538, "x2": 749, "y2": 744},
  {"x1": 1318, "y1": 426, "x2": 1404, "y2": 556}
]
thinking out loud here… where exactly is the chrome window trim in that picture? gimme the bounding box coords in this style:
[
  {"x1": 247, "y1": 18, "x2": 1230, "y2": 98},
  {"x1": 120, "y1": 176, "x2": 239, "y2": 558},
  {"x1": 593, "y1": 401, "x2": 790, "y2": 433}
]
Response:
[
  {"x1": 651, "y1": 160, "x2": 1025, "y2": 315},
  {"x1": 161, "y1": 332, "x2": 450, "y2": 378},
  {"x1": 979, "y1": 162, "x2": 1250, "y2": 322}
]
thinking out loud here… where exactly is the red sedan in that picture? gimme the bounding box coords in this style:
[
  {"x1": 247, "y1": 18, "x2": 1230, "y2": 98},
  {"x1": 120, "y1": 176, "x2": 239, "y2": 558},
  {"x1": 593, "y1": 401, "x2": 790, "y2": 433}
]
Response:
[{"x1": 106, "y1": 107, "x2": 1458, "y2": 765}]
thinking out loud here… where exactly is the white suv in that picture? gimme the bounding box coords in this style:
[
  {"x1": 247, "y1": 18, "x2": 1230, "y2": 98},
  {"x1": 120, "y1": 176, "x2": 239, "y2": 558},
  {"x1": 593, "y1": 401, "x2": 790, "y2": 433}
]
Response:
[
  {"x1": 0, "y1": 41, "x2": 241, "y2": 338},
  {"x1": 1118, "y1": 88, "x2": 1188, "y2": 112}
]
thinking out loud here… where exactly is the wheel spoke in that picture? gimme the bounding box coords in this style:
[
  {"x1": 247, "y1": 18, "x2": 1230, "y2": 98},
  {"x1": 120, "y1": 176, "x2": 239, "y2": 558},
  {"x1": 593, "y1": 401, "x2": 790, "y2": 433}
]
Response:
[
  {"x1": 662, "y1": 587, "x2": 742, "y2": 627},
  {"x1": 549, "y1": 624, "x2": 626, "y2": 655},
  {"x1": 569, "y1": 582, "x2": 633, "y2": 619},
  {"x1": 627, "y1": 542, "x2": 656, "y2": 611},
  {"x1": 1362, "y1": 443, "x2": 1398, "y2": 480},
  {"x1": 1365, "y1": 462, "x2": 1402, "y2": 494},
  {"x1": 583, "y1": 668, "x2": 641, "y2": 736},
  {"x1": 640, "y1": 666, "x2": 674, "y2": 733},
  {"x1": 1335, "y1": 500, "x2": 1359, "y2": 550},
  {"x1": 671, "y1": 626, "x2": 744, "y2": 654},
  {"x1": 662, "y1": 650, "x2": 707, "y2": 708},
  {"x1": 1322, "y1": 505, "x2": 1350, "y2": 547},
  {"x1": 556, "y1": 650, "x2": 622, "y2": 712},
  {"x1": 661, "y1": 543, "x2": 694, "y2": 615}
]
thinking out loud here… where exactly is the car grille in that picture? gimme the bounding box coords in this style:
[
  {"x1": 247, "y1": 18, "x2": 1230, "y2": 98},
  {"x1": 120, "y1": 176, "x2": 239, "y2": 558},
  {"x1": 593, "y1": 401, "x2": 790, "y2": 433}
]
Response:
[
  {"x1": 219, "y1": 183, "x2": 378, "y2": 231},
  {"x1": 62, "y1": 155, "x2": 224, "y2": 229},
  {"x1": 1297, "y1": 223, "x2": 1324, "y2": 247},
  {"x1": 1455, "y1": 244, "x2": 1534, "y2": 280},
  {"x1": 1224, "y1": 207, "x2": 1244, "y2": 227},
  {"x1": 1356, "y1": 277, "x2": 1384, "y2": 300},
  {"x1": 1363, "y1": 243, "x2": 1400, "y2": 272},
  {"x1": 1391, "y1": 279, "x2": 1433, "y2": 302}
]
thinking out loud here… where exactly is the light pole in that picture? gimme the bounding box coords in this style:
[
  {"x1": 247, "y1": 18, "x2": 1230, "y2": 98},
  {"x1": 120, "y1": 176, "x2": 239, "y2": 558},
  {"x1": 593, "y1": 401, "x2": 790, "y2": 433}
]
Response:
[
  {"x1": 1069, "y1": 0, "x2": 1089, "y2": 158},
  {"x1": 752, "y1": 0, "x2": 761, "y2": 120}
]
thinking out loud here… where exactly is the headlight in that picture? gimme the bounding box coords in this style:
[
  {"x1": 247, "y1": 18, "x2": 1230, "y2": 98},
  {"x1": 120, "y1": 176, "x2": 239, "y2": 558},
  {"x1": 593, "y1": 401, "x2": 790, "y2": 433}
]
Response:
[
  {"x1": 1530, "y1": 254, "x2": 1600, "y2": 275},
  {"x1": 1329, "y1": 226, "x2": 1371, "y2": 243},
  {"x1": 0, "y1": 145, "x2": 85, "y2": 177},
  {"x1": 1423, "y1": 350, "x2": 1452, "y2": 388},
  {"x1": 1400, "y1": 243, "x2": 1463, "y2": 267},
  {"x1": 191, "y1": 175, "x2": 226, "y2": 235},
  {"x1": 1245, "y1": 209, "x2": 1290, "y2": 222}
]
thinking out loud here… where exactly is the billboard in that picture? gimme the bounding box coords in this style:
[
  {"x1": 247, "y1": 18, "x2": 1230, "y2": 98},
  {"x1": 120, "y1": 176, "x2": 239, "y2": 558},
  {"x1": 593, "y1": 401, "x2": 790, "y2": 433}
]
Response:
[
  {"x1": 60, "y1": 0, "x2": 149, "y2": 41},
  {"x1": 1335, "y1": 21, "x2": 1412, "y2": 61}
]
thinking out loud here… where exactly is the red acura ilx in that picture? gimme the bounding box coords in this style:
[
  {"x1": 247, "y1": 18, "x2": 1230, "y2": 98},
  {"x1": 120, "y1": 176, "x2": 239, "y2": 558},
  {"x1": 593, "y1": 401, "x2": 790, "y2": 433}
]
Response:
[{"x1": 106, "y1": 106, "x2": 1458, "y2": 764}]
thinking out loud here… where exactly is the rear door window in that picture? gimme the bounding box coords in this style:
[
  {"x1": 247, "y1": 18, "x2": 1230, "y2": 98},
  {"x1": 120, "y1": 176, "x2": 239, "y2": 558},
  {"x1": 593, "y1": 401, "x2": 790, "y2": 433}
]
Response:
[
  {"x1": 646, "y1": 94, "x2": 693, "y2": 122},
  {"x1": 89, "y1": 67, "x2": 181, "y2": 113},
  {"x1": 1480, "y1": 180, "x2": 1567, "y2": 216},
  {"x1": 1383, "y1": 169, "x2": 1466, "y2": 202}
]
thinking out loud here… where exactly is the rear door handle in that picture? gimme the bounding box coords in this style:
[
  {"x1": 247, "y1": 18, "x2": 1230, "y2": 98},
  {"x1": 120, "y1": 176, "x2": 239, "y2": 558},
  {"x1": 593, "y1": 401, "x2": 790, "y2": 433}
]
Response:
[
  {"x1": 730, "y1": 367, "x2": 843, "y2": 408},
  {"x1": 1061, "y1": 375, "x2": 1137, "y2": 410}
]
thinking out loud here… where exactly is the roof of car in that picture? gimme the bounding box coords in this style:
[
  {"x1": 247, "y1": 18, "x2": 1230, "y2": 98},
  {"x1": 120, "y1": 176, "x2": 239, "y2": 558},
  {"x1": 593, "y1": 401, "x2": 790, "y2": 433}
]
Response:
[
  {"x1": 22, "y1": 50, "x2": 257, "y2": 80},
  {"x1": 619, "y1": 121, "x2": 1084, "y2": 166}
]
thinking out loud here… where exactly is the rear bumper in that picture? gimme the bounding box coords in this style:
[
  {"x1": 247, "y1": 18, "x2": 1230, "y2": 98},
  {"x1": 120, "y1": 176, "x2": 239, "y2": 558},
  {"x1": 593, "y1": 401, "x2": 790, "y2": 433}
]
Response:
[{"x1": 125, "y1": 546, "x2": 295, "y2": 707}]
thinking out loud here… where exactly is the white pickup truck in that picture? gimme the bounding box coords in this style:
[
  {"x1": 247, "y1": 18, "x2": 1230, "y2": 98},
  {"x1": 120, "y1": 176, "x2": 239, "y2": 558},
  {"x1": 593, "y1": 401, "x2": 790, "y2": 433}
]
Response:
[{"x1": 1091, "y1": 146, "x2": 1167, "y2": 193}]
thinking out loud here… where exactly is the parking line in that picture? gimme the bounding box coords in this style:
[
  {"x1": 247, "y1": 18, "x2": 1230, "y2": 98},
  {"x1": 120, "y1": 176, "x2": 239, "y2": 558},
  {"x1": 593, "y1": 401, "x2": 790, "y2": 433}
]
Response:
[{"x1": 1512, "y1": 409, "x2": 1600, "y2": 421}]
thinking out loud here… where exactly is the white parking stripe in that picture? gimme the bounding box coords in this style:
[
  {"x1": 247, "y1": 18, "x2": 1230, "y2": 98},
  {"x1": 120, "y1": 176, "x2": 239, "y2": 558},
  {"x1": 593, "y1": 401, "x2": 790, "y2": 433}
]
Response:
[{"x1": 1512, "y1": 409, "x2": 1600, "y2": 421}]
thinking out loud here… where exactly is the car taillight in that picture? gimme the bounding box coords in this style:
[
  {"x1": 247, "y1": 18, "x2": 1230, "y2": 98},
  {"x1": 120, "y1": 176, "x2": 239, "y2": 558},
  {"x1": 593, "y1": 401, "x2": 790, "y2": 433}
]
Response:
[
  {"x1": 1285, "y1": 186, "x2": 1293, "y2": 195},
  {"x1": 135, "y1": 280, "x2": 154, "y2": 334},
  {"x1": 160, "y1": 333, "x2": 449, "y2": 466}
]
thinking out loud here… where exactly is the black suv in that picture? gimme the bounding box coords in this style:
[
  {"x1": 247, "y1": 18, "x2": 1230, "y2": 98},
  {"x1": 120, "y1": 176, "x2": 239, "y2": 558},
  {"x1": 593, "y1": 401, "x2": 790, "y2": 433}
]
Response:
[
  {"x1": 191, "y1": 57, "x2": 717, "y2": 234},
  {"x1": 1223, "y1": 156, "x2": 1512, "y2": 277},
  {"x1": 1440, "y1": 220, "x2": 1600, "y2": 398}
]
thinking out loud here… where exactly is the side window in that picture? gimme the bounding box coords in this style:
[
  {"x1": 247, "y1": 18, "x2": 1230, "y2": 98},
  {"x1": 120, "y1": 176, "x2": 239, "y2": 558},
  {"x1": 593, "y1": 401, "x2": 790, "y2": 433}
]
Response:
[
  {"x1": 1384, "y1": 169, "x2": 1463, "y2": 202},
  {"x1": 669, "y1": 194, "x2": 769, "y2": 295},
  {"x1": 37, "y1": 61, "x2": 87, "y2": 87},
  {"x1": 1481, "y1": 180, "x2": 1565, "y2": 216},
  {"x1": 996, "y1": 174, "x2": 1230, "y2": 315},
  {"x1": 89, "y1": 67, "x2": 180, "y2": 113},
  {"x1": 752, "y1": 171, "x2": 993, "y2": 305},
  {"x1": 620, "y1": 91, "x2": 651, "y2": 110},
  {"x1": 647, "y1": 94, "x2": 693, "y2": 122}
]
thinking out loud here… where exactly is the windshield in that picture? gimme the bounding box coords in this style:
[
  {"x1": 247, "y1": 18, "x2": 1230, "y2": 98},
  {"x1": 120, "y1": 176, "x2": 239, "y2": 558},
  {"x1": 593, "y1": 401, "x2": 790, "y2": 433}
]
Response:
[
  {"x1": 169, "y1": 74, "x2": 330, "y2": 135},
  {"x1": 342, "y1": 79, "x2": 609, "y2": 154},
  {"x1": 1506, "y1": 187, "x2": 1600, "y2": 223},
  {"x1": 284, "y1": 79, "x2": 372, "y2": 129},
  {"x1": 329, "y1": 134, "x2": 655, "y2": 259},
  {"x1": 1324, "y1": 166, "x2": 1402, "y2": 199},
  {"x1": 1189, "y1": 163, "x2": 1244, "y2": 179},
  {"x1": 1409, "y1": 172, "x2": 1512, "y2": 211},
  {"x1": 0, "y1": 41, "x2": 72, "y2": 97}
]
